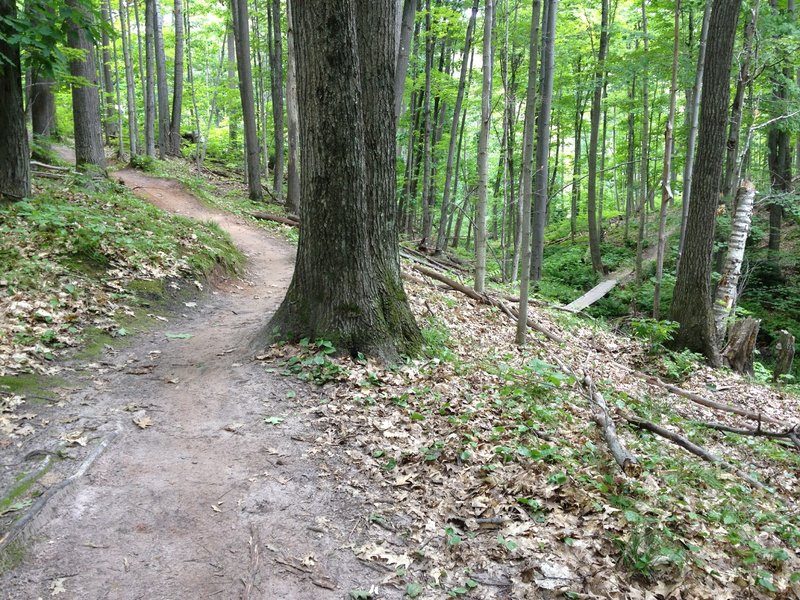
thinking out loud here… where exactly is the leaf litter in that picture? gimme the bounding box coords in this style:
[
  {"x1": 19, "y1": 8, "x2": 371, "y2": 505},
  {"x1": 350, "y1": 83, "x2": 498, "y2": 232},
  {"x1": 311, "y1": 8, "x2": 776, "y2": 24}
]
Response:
[{"x1": 259, "y1": 275, "x2": 800, "y2": 599}]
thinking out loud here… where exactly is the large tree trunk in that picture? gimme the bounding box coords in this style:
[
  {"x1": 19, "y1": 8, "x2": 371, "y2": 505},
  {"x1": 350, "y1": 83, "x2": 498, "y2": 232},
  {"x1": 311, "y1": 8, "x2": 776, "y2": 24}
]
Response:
[
  {"x1": 66, "y1": 0, "x2": 106, "y2": 171},
  {"x1": 263, "y1": 0, "x2": 422, "y2": 362},
  {"x1": 530, "y1": 0, "x2": 558, "y2": 282},
  {"x1": 433, "y1": 0, "x2": 479, "y2": 255},
  {"x1": 516, "y1": 0, "x2": 541, "y2": 345},
  {"x1": 0, "y1": 0, "x2": 30, "y2": 200},
  {"x1": 653, "y1": 0, "x2": 680, "y2": 320},
  {"x1": 268, "y1": 0, "x2": 284, "y2": 202},
  {"x1": 231, "y1": 0, "x2": 263, "y2": 200},
  {"x1": 144, "y1": 0, "x2": 157, "y2": 157},
  {"x1": 474, "y1": 0, "x2": 495, "y2": 293},
  {"x1": 120, "y1": 0, "x2": 139, "y2": 156},
  {"x1": 31, "y1": 71, "x2": 56, "y2": 137},
  {"x1": 586, "y1": 0, "x2": 609, "y2": 275},
  {"x1": 721, "y1": 1, "x2": 759, "y2": 201},
  {"x1": 678, "y1": 0, "x2": 711, "y2": 260},
  {"x1": 721, "y1": 318, "x2": 760, "y2": 376},
  {"x1": 169, "y1": 0, "x2": 185, "y2": 155},
  {"x1": 669, "y1": 0, "x2": 743, "y2": 366},
  {"x1": 713, "y1": 182, "x2": 756, "y2": 342},
  {"x1": 285, "y1": 0, "x2": 300, "y2": 215}
]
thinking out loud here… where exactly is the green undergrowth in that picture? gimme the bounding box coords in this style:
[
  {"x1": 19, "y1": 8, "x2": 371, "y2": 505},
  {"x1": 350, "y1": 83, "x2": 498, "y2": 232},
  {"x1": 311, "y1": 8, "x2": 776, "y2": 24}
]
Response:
[
  {"x1": 143, "y1": 157, "x2": 299, "y2": 243},
  {"x1": 0, "y1": 173, "x2": 242, "y2": 373}
]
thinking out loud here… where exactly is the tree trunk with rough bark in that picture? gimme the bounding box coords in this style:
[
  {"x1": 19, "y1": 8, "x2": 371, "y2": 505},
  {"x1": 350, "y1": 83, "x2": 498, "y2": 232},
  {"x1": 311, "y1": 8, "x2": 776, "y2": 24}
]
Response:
[
  {"x1": 434, "y1": 0, "x2": 479, "y2": 255},
  {"x1": 773, "y1": 331, "x2": 795, "y2": 382},
  {"x1": 530, "y1": 0, "x2": 558, "y2": 282},
  {"x1": 516, "y1": 0, "x2": 540, "y2": 346},
  {"x1": 653, "y1": 0, "x2": 680, "y2": 320},
  {"x1": 120, "y1": 0, "x2": 139, "y2": 156},
  {"x1": 394, "y1": 0, "x2": 417, "y2": 121},
  {"x1": 286, "y1": 0, "x2": 300, "y2": 215},
  {"x1": 231, "y1": 0, "x2": 263, "y2": 200},
  {"x1": 169, "y1": 0, "x2": 185, "y2": 155},
  {"x1": 31, "y1": 71, "x2": 56, "y2": 137},
  {"x1": 586, "y1": 0, "x2": 609, "y2": 275},
  {"x1": 66, "y1": 0, "x2": 106, "y2": 171},
  {"x1": 669, "y1": 0, "x2": 742, "y2": 366},
  {"x1": 263, "y1": 0, "x2": 421, "y2": 362},
  {"x1": 152, "y1": 0, "x2": 170, "y2": 158},
  {"x1": 100, "y1": 0, "x2": 118, "y2": 142},
  {"x1": 144, "y1": 0, "x2": 157, "y2": 157},
  {"x1": 712, "y1": 182, "x2": 756, "y2": 343},
  {"x1": 678, "y1": 0, "x2": 711, "y2": 261},
  {"x1": 721, "y1": 318, "x2": 760, "y2": 376},
  {"x1": 0, "y1": 0, "x2": 30, "y2": 200},
  {"x1": 269, "y1": 0, "x2": 284, "y2": 202},
  {"x1": 635, "y1": 4, "x2": 650, "y2": 283},
  {"x1": 474, "y1": 0, "x2": 494, "y2": 293},
  {"x1": 418, "y1": 0, "x2": 434, "y2": 248}
]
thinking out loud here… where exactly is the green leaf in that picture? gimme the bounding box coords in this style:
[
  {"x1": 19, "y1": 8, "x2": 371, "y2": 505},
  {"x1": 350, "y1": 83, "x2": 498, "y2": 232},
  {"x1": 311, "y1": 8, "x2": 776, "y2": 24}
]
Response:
[
  {"x1": 285, "y1": 390, "x2": 296, "y2": 399},
  {"x1": 349, "y1": 591, "x2": 373, "y2": 600},
  {"x1": 405, "y1": 582, "x2": 423, "y2": 598},
  {"x1": 264, "y1": 416, "x2": 284, "y2": 426}
]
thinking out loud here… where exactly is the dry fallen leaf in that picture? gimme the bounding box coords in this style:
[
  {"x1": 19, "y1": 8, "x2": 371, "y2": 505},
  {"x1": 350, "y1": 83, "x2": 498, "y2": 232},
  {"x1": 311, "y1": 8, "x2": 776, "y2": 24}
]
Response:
[
  {"x1": 133, "y1": 415, "x2": 152, "y2": 429},
  {"x1": 61, "y1": 430, "x2": 88, "y2": 447},
  {"x1": 50, "y1": 578, "x2": 65, "y2": 596}
]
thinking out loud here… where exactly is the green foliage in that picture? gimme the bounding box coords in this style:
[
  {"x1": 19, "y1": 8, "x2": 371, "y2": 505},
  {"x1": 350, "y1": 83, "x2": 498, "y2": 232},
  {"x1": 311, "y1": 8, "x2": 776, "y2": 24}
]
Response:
[
  {"x1": 282, "y1": 338, "x2": 345, "y2": 384},
  {"x1": 629, "y1": 318, "x2": 679, "y2": 351}
]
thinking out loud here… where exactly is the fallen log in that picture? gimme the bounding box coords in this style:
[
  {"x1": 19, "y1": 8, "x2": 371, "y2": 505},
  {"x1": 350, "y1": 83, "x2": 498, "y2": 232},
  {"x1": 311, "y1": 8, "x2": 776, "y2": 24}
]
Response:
[
  {"x1": 632, "y1": 372, "x2": 781, "y2": 425},
  {"x1": 626, "y1": 416, "x2": 771, "y2": 492},
  {"x1": 411, "y1": 264, "x2": 564, "y2": 344},
  {"x1": 30, "y1": 160, "x2": 73, "y2": 172},
  {"x1": 696, "y1": 421, "x2": 799, "y2": 440},
  {"x1": 582, "y1": 374, "x2": 642, "y2": 477},
  {"x1": 251, "y1": 212, "x2": 299, "y2": 227}
]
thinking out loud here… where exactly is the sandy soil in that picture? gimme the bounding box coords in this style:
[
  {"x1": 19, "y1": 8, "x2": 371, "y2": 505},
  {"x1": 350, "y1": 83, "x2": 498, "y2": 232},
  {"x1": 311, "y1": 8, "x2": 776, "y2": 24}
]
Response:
[{"x1": 1, "y1": 168, "x2": 389, "y2": 599}]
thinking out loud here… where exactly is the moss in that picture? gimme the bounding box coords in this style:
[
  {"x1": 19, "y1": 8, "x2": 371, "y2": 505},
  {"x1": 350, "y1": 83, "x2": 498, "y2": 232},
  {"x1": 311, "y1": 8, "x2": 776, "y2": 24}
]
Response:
[
  {"x1": 0, "y1": 374, "x2": 67, "y2": 402},
  {"x1": 0, "y1": 539, "x2": 26, "y2": 575}
]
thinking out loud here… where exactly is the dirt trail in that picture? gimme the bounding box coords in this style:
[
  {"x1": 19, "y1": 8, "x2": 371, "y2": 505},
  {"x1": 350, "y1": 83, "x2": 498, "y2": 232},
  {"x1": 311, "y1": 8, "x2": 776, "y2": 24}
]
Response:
[{"x1": 2, "y1": 167, "x2": 385, "y2": 598}]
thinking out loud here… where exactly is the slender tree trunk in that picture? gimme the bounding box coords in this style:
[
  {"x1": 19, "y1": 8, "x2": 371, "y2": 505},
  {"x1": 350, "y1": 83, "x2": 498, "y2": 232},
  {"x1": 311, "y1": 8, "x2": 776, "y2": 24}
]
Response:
[
  {"x1": 624, "y1": 76, "x2": 635, "y2": 242},
  {"x1": 185, "y1": 0, "x2": 202, "y2": 165},
  {"x1": 678, "y1": 0, "x2": 711, "y2": 261},
  {"x1": 0, "y1": 0, "x2": 30, "y2": 200},
  {"x1": 286, "y1": 0, "x2": 301, "y2": 214},
  {"x1": 120, "y1": 0, "x2": 139, "y2": 156},
  {"x1": 475, "y1": 0, "x2": 495, "y2": 293},
  {"x1": 31, "y1": 71, "x2": 56, "y2": 137},
  {"x1": 265, "y1": 0, "x2": 421, "y2": 361},
  {"x1": 586, "y1": 0, "x2": 609, "y2": 274},
  {"x1": 269, "y1": 0, "x2": 285, "y2": 202},
  {"x1": 434, "y1": 0, "x2": 479, "y2": 254},
  {"x1": 152, "y1": 0, "x2": 170, "y2": 158},
  {"x1": 231, "y1": 0, "x2": 263, "y2": 200},
  {"x1": 100, "y1": 0, "x2": 117, "y2": 142},
  {"x1": 419, "y1": 0, "x2": 434, "y2": 249},
  {"x1": 144, "y1": 0, "x2": 157, "y2": 157},
  {"x1": 669, "y1": 0, "x2": 742, "y2": 366},
  {"x1": 635, "y1": 10, "x2": 650, "y2": 283},
  {"x1": 67, "y1": 0, "x2": 106, "y2": 170},
  {"x1": 530, "y1": 0, "x2": 558, "y2": 282},
  {"x1": 111, "y1": 9, "x2": 124, "y2": 157},
  {"x1": 653, "y1": 0, "x2": 680, "y2": 319},
  {"x1": 571, "y1": 59, "x2": 584, "y2": 244},
  {"x1": 516, "y1": 0, "x2": 541, "y2": 345},
  {"x1": 227, "y1": 21, "x2": 237, "y2": 142},
  {"x1": 394, "y1": 0, "x2": 417, "y2": 121},
  {"x1": 713, "y1": 181, "x2": 756, "y2": 342},
  {"x1": 169, "y1": 0, "x2": 185, "y2": 155}
]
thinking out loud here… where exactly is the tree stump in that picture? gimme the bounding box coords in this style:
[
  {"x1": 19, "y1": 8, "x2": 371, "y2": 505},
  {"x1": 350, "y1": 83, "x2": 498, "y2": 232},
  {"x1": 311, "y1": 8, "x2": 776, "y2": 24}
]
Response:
[
  {"x1": 773, "y1": 330, "x2": 796, "y2": 382},
  {"x1": 721, "y1": 317, "x2": 760, "y2": 376}
]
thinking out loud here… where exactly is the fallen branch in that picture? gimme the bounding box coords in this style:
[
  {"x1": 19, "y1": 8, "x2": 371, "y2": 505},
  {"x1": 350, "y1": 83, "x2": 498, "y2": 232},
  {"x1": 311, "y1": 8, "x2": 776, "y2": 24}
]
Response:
[
  {"x1": 697, "y1": 421, "x2": 799, "y2": 440},
  {"x1": 412, "y1": 264, "x2": 564, "y2": 344},
  {"x1": 626, "y1": 416, "x2": 771, "y2": 492},
  {"x1": 250, "y1": 212, "x2": 299, "y2": 227},
  {"x1": 582, "y1": 374, "x2": 642, "y2": 477},
  {"x1": 30, "y1": 160, "x2": 73, "y2": 172},
  {"x1": 632, "y1": 373, "x2": 781, "y2": 425}
]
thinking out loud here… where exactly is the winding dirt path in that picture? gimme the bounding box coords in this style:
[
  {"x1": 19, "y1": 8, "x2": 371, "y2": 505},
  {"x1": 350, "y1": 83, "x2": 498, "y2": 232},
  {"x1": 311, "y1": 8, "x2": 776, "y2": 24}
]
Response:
[{"x1": 2, "y1": 168, "x2": 384, "y2": 598}]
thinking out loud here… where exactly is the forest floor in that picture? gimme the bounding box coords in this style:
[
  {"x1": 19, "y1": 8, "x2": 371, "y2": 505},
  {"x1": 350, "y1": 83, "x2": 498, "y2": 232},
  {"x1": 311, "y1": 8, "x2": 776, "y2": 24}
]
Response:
[
  {"x1": 2, "y1": 152, "x2": 799, "y2": 600},
  {"x1": 0, "y1": 160, "x2": 398, "y2": 599}
]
